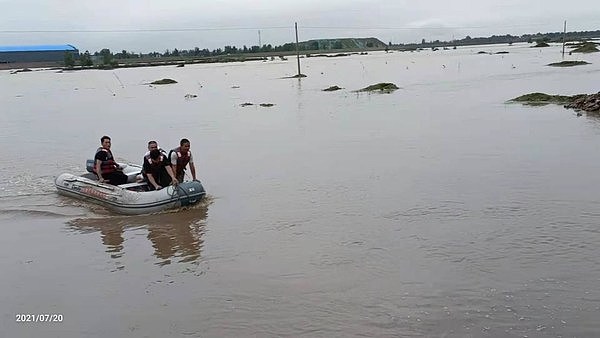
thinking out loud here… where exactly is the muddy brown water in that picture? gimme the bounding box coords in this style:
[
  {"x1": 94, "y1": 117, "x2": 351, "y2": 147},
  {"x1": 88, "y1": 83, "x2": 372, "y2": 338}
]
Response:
[{"x1": 1, "y1": 43, "x2": 600, "y2": 337}]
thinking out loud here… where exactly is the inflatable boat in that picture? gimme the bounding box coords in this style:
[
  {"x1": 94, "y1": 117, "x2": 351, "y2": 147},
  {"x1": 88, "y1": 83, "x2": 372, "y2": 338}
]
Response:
[{"x1": 55, "y1": 160, "x2": 206, "y2": 215}]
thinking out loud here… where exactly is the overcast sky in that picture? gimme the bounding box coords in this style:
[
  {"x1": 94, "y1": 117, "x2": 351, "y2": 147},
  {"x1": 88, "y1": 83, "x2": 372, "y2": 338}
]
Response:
[{"x1": 1, "y1": 0, "x2": 599, "y2": 53}]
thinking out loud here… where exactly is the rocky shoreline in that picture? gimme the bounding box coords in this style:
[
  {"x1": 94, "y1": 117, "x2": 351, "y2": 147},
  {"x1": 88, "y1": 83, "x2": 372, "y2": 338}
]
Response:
[
  {"x1": 564, "y1": 92, "x2": 600, "y2": 112},
  {"x1": 511, "y1": 92, "x2": 600, "y2": 113}
]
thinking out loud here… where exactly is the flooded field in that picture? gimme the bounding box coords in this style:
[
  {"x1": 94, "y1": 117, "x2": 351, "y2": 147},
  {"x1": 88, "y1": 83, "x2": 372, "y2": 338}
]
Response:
[{"x1": 1, "y1": 43, "x2": 600, "y2": 337}]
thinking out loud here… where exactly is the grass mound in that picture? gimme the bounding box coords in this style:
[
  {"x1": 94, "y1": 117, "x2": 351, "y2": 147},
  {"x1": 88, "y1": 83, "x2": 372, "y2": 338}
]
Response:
[
  {"x1": 571, "y1": 42, "x2": 599, "y2": 53},
  {"x1": 532, "y1": 42, "x2": 550, "y2": 48},
  {"x1": 547, "y1": 61, "x2": 590, "y2": 67},
  {"x1": 151, "y1": 78, "x2": 178, "y2": 85},
  {"x1": 356, "y1": 83, "x2": 399, "y2": 93},
  {"x1": 282, "y1": 74, "x2": 307, "y2": 79},
  {"x1": 510, "y1": 92, "x2": 576, "y2": 105}
]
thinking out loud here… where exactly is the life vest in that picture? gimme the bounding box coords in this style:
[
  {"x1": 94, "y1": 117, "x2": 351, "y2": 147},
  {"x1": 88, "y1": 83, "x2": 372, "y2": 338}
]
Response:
[
  {"x1": 144, "y1": 148, "x2": 167, "y2": 162},
  {"x1": 169, "y1": 147, "x2": 191, "y2": 178},
  {"x1": 144, "y1": 155, "x2": 166, "y2": 177},
  {"x1": 147, "y1": 155, "x2": 165, "y2": 167},
  {"x1": 93, "y1": 147, "x2": 118, "y2": 174}
]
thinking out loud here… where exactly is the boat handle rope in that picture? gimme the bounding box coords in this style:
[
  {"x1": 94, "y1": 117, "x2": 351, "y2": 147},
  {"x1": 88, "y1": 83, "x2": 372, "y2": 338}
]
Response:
[{"x1": 168, "y1": 184, "x2": 190, "y2": 200}]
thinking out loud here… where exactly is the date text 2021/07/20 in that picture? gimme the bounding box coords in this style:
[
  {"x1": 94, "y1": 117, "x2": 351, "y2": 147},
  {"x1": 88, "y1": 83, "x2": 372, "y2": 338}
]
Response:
[{"x1": 15, "y1": 314, "x2": 64, "y2": 323}]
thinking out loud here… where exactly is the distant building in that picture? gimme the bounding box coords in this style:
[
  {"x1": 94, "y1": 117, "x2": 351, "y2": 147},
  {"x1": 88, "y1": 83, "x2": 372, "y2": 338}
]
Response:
[{"x1": 0, "y1": 44, "x2": 79, "y2": 67}]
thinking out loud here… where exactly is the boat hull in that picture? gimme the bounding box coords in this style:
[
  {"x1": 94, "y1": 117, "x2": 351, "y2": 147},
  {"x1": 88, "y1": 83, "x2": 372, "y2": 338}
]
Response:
[{"x1": 55, "y1": 173, "x2": 206, "y2": 215}]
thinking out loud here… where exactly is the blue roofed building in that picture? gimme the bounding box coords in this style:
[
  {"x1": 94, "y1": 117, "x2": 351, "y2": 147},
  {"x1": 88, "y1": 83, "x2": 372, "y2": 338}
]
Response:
[{"x1": 0, "y1": 44, "x2": 79, "y2": 68}]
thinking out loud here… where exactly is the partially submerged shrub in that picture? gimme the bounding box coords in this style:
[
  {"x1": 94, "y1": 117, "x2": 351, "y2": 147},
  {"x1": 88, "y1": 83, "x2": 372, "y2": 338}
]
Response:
[
  {"x1": 571, "y1": 42, "x2": 599, "y2": 53},
  {"x1": 547, "y1": 61, "x2": 590, "y2": 67},
  {"x1": 356, "y1": 83, "x2": 399, "y2": 93},
  {"x1": 510, "y1": 92, "x2": 579, "y2": 105},
  {"x1": 323, "y1": 85, "x2": 342, "y2": 92},
  {"x1": 151, "y1": 78, "x2": 178, "y2": 85}
]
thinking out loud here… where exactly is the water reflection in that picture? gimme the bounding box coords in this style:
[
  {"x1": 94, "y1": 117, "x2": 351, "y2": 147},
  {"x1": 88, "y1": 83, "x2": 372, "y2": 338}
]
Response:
[
  {"x1": 582, "y1": 112, "x2": 600, "y2": 130},
  {"x1": 68, "y1": 205, "x2": 209, "y2": 265}
]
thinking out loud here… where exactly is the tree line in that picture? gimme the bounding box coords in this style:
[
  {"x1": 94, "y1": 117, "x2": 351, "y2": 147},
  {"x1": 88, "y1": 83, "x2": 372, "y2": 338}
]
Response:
[
  {"x1": 400, "y1": 29, "x2": 600, "y2": 49},
  {"x1": 64, "y1": 29, "x2": 600, "y2": 67},
  {"x1": 65, "y1": 42, "x2": 303, "y2": 67}
]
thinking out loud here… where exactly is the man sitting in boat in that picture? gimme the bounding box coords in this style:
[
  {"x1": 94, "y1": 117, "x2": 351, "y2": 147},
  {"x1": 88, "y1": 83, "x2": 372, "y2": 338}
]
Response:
[
  {"x1": 143, "y1": 149, "x2": 178, "y2": 190},
  {"x1": 169, "y1": 138, "x2": 197, "y2": 182},
  {"x1": 94, "y1": 135, "x2": 128, "y2": 185}
]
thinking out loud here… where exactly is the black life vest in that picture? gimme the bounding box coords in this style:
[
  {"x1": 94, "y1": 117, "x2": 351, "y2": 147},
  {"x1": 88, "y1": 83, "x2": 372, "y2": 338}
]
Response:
[
  {"x1": 148, "y1": 155, "x2": 165, "y2": 167},
  {"x1": 146, "y1": 155, "x2": 166, "y2": 176},
  {"x1": 144, "y1": 148, "x2": 167, "y2": 162}
]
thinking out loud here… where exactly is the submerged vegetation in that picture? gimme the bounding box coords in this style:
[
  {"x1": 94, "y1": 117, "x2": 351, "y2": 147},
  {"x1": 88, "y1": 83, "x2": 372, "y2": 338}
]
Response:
[
  {"x1": 532, "y1": 42, "x2": 550, "y2": 48},
  {"x1": 150, "y1": 78, "x2": 178, "y2": 85},
  {"x1": 510, "y1": 92, "x2": 600, "y2": 113},
  {"x1": 570, "y1": 42, "x2": 600, "y2": 53},
  {"x1": 323, "y1": 86, "x2": 343, "y2": 92},
  {"x1": 356, "y1": 83, "x2": 399, "y2": 93},
  {"x1": 239, "y1": 102, "x2": 275, "y2": 107},
  {"x1": 510, "y1": 93, "x2": 579, "y2": 105},
  {"x1": 9, "y1": 68, "x2": 32, "y2": 74},
  {"x1": 547, "y1": 61, "x2": 590, "y2": 67}
]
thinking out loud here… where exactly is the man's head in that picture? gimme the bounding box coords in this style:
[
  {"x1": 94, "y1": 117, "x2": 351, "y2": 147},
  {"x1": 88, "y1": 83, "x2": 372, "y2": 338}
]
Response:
[
  {"x1": 100, "y1": 136, "x2": 111, "y2": 149},
  {"x1": 149, "y1": 149, "x2": 161, "y2": 160},
  {"x1": 148, "y1": 140, "x2": 158, "y2": 151},
  {"x1": 180, "y1": 138, "x2": 190, "y2": 153}
]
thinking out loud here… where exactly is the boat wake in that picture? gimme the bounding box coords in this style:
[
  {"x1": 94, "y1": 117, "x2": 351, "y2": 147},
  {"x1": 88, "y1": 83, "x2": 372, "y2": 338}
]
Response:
[{"x1": 0, "y1": 208, "x2": 83, "y2": 218}]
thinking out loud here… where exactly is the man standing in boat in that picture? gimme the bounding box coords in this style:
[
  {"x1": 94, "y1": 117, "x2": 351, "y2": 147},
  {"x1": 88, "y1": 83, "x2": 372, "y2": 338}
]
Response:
[
  {"x1": 143, "y1": 149, "x2": 178, "y2": 190},
  {"x1": 94, "y1": 135, "x2": 128, "y2": 185},
  {"x1": 144, "y1": 140, "x2": 167, "y2": 161},
  {"x1": 169, "y1": 138, "x2": 197, "y2": 182},
  {"x1": 141, "y1": 140, "x2": 168, "y2": 182}
]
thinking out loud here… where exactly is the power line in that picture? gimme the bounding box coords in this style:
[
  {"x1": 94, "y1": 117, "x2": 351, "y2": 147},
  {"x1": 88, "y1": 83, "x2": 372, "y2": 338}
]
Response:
[
  {"x1": 0, "y1": 22, "x2": 596, "y2": 34},
  {"x1": 1, "y1": 22, "x2": 598, "y2": 34},
  {"x1": 0, "y1": 26, "x2": 291, "y2": 33},
  {"x1": 301, "y1": 22, "x2": 600, "y2": 30}
]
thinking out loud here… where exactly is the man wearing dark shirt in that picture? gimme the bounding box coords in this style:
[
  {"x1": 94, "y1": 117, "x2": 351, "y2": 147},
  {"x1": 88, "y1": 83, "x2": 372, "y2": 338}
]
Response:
[
  {"x1": 143, "y1": 149, "x2": 178, "y2": 190},
  {"x1": 94, "y1": 135, "x2": 128, "y2": 185}
]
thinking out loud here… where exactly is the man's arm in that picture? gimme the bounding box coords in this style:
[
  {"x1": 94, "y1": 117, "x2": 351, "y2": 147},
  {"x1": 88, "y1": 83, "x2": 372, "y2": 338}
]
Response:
[
  {"x1": 190, "y1": 162, "x2": 196, "y2": 180},
  {"x1": 166, "y1": 165, "x2": 178, "y2": 185},
  {"x1": 147, "y1": 173, "x2": 161, "y2": 190},
  {"x1": 170, "y1": 152, "x2": 178, "y2": 179},
  {"x1": 95, "y1": 159, "x2": 105, "y2": 183}
]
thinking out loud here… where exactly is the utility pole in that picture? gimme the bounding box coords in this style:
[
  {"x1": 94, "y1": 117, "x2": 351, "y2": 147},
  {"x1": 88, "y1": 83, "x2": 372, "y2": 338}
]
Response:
[
  {"x1": 562, "y1": 20, "x2": 567, "y2": 59},
  {"x1": 258, "y1": 30, "x2": 261, "y2": 48},
  {"x1": 295, "y1": 22, "x2": 301, "y2": 77}
]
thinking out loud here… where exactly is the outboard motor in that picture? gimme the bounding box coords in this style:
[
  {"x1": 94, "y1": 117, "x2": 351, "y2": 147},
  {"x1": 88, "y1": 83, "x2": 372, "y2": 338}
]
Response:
[
  {"x1": 176, "y1": 180, "x2": 206, "y2": 206},
  {"x1": 86, "y1": 159, "x2": 95, "y2": 173}
]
